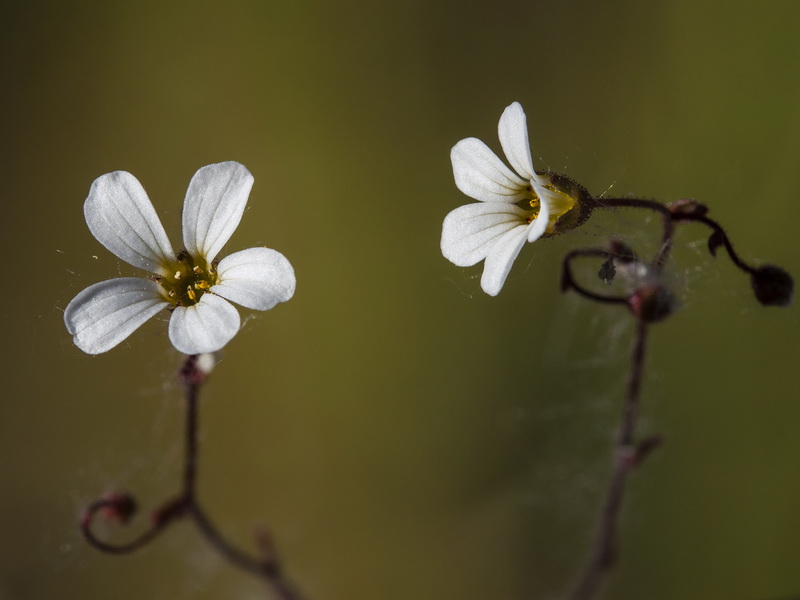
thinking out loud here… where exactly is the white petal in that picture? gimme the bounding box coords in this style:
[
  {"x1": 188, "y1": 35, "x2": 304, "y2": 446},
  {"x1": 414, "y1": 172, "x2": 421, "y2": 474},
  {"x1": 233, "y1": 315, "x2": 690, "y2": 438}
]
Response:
[
  {"x1": 168, "y1": 293, "x2": 241, "y2": 354},
  {"x1": 481, "y1": 225, "x2": 531, "y2": 296},
  {"x1": 498, "y1": 102, "x2": 538, "y2": 181},
  {"x1": 64, "y1": 278, "x2": 168, "y2": 354},
  {"x1": 211, "y1": 247, "x2": 296, "y2": 311},
  {"x1": 84, "y1": 171, "x2": 174, "y2": 273},
  {"x1": 451, "y1": 138, "x2": 528, "y2": 203},
  {"x1": 182, "y1": 162, "x2": 254, "y2": 262},
  {"x1": 441, "y1": 203, "x2": 529, "y2": 267},
  {"x1": 527, "y1": 199, "x2": 550, "y2": 242}
]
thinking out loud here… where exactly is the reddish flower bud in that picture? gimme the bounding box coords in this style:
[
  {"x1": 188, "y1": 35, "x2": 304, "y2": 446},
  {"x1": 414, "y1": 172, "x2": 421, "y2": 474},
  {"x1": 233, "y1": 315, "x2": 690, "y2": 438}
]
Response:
[
  {"x1": 99, "y1": 492, "x2": 137, "y2": 524},
  {"x1": 627, "y1": 284, "x2": 675, "y2": 323}
]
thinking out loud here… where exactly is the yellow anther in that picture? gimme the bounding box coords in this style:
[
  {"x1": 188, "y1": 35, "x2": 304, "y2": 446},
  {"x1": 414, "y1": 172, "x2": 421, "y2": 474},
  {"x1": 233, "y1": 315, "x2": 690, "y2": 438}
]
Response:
[
  {"x1": 192, "y1": 266, "x2": 203, "y2": 275},
  {"x1": 195, "y1": 281, "x2": 210, "y2": 290},
  {"x1": 187, "y1": 288, "x2": 197, "y2": 301}
]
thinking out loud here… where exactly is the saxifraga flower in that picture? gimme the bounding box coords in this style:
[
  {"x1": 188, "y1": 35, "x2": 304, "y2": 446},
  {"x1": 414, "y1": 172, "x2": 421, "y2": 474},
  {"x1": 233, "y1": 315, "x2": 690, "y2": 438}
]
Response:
[
  {"x1": 441, "y1": 102, "x2": 591, "y2": 296},
  {"x1": 64, "y1": 161, "x2": 296, "y2": 355}
]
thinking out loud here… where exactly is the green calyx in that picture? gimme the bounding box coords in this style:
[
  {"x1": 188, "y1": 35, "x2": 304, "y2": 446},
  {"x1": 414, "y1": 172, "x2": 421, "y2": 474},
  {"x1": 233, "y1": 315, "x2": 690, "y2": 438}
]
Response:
[{"x1": 539, "y1": 172, "x2": 594, "y2": 237}]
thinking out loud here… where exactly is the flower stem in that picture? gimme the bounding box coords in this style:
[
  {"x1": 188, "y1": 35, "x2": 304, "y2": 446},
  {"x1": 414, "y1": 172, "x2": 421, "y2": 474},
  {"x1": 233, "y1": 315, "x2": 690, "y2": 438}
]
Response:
[
  {"x1": 595, "y1": 197, "x2": 674, "y2": 271},
  {"x1": 569, "y1": 318, "x2": 650, "y2": 600},
  {"x1": 183, "y1": 372, "x2": 199, "y2": 496},
  {"x1": 79, "y1": 355, "x2": 303, "y2": 600},
  {"x1": 560, "y1": 248, "x2": 631, "y2": 305},
  {"x1": 561, "y1": 195, "x2": 790, "y2": 598},
  {"x1": 181, "y1": 364, "x2": 302, "y2": 599},
  {"x1": 672, "y1": 213, "x2": 756, "y2": 274}
]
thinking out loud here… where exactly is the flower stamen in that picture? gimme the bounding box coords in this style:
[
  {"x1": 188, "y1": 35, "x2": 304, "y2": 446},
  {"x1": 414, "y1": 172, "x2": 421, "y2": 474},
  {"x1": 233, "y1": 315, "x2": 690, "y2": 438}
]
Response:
[
  {"x1": 158, "y1": 252, "x2": 218, "y2": 308},
  {"x1": 523, "y1": 194, "x2": 541, "y2": 224}
]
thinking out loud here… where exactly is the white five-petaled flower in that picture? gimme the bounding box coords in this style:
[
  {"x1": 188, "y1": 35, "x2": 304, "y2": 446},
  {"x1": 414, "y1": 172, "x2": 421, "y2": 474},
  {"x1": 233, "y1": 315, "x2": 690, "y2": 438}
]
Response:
[
  {"x1": 64, "y1": 161, "x2": 296, "y2": 355},
  {"x1": 441, "y1": 102, "x2": 583, "y2": 296}
]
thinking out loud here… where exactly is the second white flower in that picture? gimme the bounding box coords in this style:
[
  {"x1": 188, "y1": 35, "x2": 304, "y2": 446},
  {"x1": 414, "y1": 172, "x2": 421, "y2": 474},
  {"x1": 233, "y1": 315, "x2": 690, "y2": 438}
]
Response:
[{"x1": 441, "y1": 102, "x2": 582, "y2": 296}]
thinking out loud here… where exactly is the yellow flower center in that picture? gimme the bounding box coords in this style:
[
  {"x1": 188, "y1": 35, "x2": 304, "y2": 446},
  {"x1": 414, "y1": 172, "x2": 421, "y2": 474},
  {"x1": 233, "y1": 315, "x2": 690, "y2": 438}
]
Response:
[
  {"x1": 523, "y1": 177, "x2": 578, "y2": 235},
  {"x1": 157, "y1": 251, "x2": 218, "y2": 307}
]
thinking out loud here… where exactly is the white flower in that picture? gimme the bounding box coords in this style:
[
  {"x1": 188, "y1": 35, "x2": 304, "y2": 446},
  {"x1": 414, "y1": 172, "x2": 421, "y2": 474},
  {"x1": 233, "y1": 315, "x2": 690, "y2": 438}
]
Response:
[
  {"x1": 441, "y1": 102, "x2": 580, "y2": 296},
  {"x1": 64, "y1": 161, "x2": 296, "y2": 355}
]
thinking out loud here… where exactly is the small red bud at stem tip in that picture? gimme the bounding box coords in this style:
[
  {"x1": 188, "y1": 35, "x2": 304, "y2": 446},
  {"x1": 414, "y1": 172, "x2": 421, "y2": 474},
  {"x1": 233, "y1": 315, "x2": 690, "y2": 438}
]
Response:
[
  {"x1": 627, "y1": 285, "x2": 675, "y2": 323},
  {"x1": 99, "y1": 492, "x2": 137, "y2": 524}
]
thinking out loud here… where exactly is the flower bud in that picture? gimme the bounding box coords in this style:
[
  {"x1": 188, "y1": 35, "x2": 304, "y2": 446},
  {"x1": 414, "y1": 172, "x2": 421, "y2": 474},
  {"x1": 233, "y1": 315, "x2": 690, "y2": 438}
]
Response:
[
  {"x1": 99, "y1": 491, "x2": 137, "y2": 524},
  {"x1": 750, "y1": 265, "x2": 794, "y2": 307},
  {"x1": 627, "y1": 284, "x2": 675, "y2": 323}
]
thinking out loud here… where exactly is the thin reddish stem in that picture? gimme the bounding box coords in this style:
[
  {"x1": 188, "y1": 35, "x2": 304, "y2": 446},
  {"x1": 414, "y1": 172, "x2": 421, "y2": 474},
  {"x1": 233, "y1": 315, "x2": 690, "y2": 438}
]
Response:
[
  {"x1": 570, "y1": 319, "x2": 649, "y2": 600},
  {"x1": 79, "y1": 354, "x2": 303, "y2": 600}
]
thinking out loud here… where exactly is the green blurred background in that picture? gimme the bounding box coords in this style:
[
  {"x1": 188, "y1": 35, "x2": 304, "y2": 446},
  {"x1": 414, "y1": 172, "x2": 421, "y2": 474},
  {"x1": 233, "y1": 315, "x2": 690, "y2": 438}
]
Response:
[{"x1": 2, "y1": 1, "x2": 799, "y2": 598}]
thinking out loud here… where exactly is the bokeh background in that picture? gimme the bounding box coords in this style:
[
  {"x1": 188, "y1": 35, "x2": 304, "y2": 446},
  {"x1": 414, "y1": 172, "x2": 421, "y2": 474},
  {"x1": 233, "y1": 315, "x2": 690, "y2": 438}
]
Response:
[{"x1": 2, "y1": 1, "x2": 800, "y2": 599}]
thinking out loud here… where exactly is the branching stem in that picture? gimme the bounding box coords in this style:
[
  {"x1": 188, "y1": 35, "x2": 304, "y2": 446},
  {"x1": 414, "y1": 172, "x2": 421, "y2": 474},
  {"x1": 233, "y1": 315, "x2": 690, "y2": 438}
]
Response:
[
  {"x1": 595, "y1": 197, "x2": 674, "y2": 271},
  {"x1": 79, "y1": 355, "x2": 302, "y2": 600},
  {"x1": 561, "y1": 194, "x2": 772, "y2": 599}
]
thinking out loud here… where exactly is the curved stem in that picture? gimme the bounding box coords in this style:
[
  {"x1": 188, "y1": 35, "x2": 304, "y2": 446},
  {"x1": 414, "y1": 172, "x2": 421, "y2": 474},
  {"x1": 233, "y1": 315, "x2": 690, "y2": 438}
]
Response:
[
  {"x1": 80, "y1": 496, "x2": 175, "y2": 554},
  {"x1": 599, "y1": 197, "x2": 758, "y2": 277},
  {"x1": 672, "y1": 213, "x2": 756, "y2": 274},
  {"x1": 595, "y1": 198, "x2": 674, "y2": 271},
  {"x1": 80, "y1": 354, "x2": 303, "y2": 600},
  {"x1": 561, "y1": 248, "x2": 631, "y2": 306}
]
